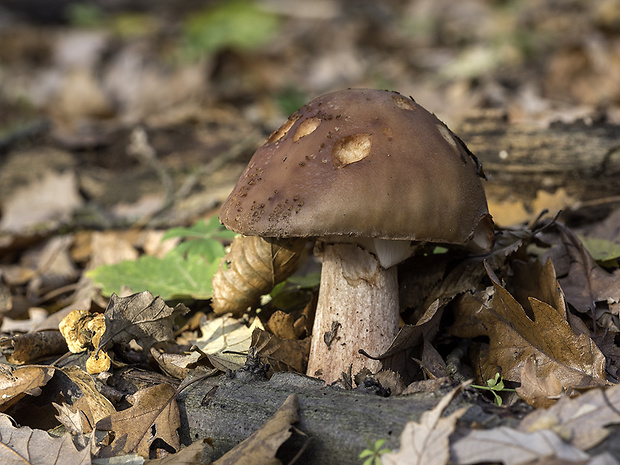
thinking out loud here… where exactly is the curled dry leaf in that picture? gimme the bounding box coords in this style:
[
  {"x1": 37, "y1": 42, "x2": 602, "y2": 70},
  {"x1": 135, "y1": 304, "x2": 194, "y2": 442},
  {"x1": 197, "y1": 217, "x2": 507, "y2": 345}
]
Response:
[
  {"x1": 251, "y1": 327, "x2": 310, "y2": 375},
  {"x1": 0, "y1": 365, "x2": 54, "y2": 411},
  {"x1": 556, "y1": 225, "x2": 620, "y2": 323},
  {"x1": 60, "y1": 366, "x2": 116, "y2": 431},
  {"x1": 213, "y1": 393, "x2": 300, "y2": 465},
  {"x1": 99, "y1": 291, "x2": 189, "y2": 353},
  {"x1": 3, "y1": 330, "x2": 68, "y2": 365},
  {"x1": 0, "y1": 413, "x2": 92, "y2": 465},
  {"x1": 382, "y1": 385, "x2": 467, "y2": 465},
  {"x1": 96, "y1": 383, "x2": 180, "y2": 459},
  {"x1": 516, "y1": 357, "x2": 563, "y2": 408},
  {"x1": 450, "y1": 425, "x2": 589, "y2": 465},
  {"x1": 211, "y1": 236, "x2": 306, "y2": 316},
  {"x1": 519, "y1": 381, "x2": 620, "y2": 451},
  {"x1": 377, "y1": 300, "x2": 446, "y2": 384},
  {"x1": 450, "y1": 260, "x2": 606, "y2": 402}
]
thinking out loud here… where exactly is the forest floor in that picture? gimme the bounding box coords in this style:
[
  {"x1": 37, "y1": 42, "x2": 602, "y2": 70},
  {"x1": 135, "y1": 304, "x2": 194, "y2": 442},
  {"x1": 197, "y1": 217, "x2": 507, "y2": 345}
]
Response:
[{"x1": 1, "y1": 1, "x2": 620, "y2": 464}]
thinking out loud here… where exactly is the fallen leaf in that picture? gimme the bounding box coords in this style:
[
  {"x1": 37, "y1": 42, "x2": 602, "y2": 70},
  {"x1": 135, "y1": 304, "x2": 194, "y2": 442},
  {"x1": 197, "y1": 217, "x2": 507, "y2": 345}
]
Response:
[
  {"x1": 98, "y1": 291, "x2": 189, "y2": 353},
  {"x1": 251, "y1": 328, "x2": 310, "y2": 374},
  {"x1": 515, "y1": 357, "x2": 563, "y2": 408},
  {"x1": 214, "y1": 394, "x2": 300, "y2": 465},
  {"x1": 4, "y1": 330, "x2": 68, "y2": 365},
  {"x1": 0, "y1": 412, "x2": 91, "y2": 465},
  {"x1": 211, "y1": 236, "x2": 305, "y2": 317},
  {"x1": 61, "y1": 366, "x2": 116, "y2": 431},
  {"x1": 450, "y1": 426, "x2": 589, "y2": 465},
  {"x1": 96, "y1": 383, "x2": 180, "y2": 459},
  {"x1": 148, "y1": 438, "x2": 209, "y2": 464},
  {"x1": 382, "y1": 385, "x2": 467, "y2": 465},
  {"x1": 557, "y1": 225, "x2": 620, "y2": 321},
  {"x1": 399, "y1": 227, "x2": 525, "y2": 319},
  {"x1": 182, "y1": 315, "x2": 264, "y2": 371},
  {"x1": 53, "y1": 402, "x2": 92, "y2": 452},
  {"x1": 519, "y1": 382, "x2": 620, "y2": 451},
  {"x1": 0, "y1": 365, "x2": 54, "y2": 411},
  {"x1": 579, "y1": 235, "x2": 620, "y2": 265},
  {"x1": 377, "y1": 300, "x2": 445, "y2": 384},
  {"x1": 0, "y1": 170, "x2": 83, "y2": 234},
  {"x1": 87, "y1": 250, "x2": 220, "y2": 300},
  {"x1": 450, "y1": 261, "x2": 606, "y2": 398}
]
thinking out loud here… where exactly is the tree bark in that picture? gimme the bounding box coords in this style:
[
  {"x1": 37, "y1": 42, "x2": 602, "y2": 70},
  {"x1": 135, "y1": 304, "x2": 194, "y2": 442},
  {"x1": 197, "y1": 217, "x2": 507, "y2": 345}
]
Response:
[
  {"x1": 176, "y1": 371, "x2": 465, "y2": 465},
  {"x1": 458, "y1": 112, "x2": 620, "y2": 203}
]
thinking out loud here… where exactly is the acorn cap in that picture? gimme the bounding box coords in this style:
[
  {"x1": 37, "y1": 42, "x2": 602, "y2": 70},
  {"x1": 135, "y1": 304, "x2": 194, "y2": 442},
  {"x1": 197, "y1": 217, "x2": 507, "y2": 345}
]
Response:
[{"x1": 220, "y1": 88, "x2": 493, "y2": 251}]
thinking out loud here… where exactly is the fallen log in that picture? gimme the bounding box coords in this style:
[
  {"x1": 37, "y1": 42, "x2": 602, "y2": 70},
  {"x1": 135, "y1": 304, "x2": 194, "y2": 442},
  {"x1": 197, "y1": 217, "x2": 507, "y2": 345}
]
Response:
[
  {"x1": 176, "y1": 371, "x2": 473, "y2": 464},
  {"x1": 458, "y1": 112, "x2": 620, "y2": 225}
]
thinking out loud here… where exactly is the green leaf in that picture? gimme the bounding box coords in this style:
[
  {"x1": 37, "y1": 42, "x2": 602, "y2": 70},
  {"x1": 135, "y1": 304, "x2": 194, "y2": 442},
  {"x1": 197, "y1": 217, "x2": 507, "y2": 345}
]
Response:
[
  {"x1": 181, "y1": 0, "x2": 281, "y2": 60},
  {"x1": 86, "y1": 249, "x2": 220, "y2": 300},
  {"x1": 162, "y1": 216, "x2": 236, "y2": 242},
  {"x1": 174, "y1": 239, "x2": 226, "y2": 262},
  {"x1": 578, "y1": 235, "x2": 620, "y2": 266}
]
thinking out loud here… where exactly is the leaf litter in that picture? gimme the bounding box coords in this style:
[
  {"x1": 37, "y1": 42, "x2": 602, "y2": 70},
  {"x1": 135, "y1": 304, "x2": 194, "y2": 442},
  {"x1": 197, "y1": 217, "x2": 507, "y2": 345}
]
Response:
[{"x1": 2, "y1": 1, "x2": 620, "y2": 461}]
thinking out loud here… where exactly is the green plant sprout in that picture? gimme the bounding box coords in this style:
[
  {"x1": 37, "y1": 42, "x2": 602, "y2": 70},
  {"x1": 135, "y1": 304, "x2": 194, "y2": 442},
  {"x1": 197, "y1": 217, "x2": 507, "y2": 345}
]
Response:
[
  {"x1": 360, "y1": 438, "x2": 390, "y2": 465},
  {"x1": 471, "y1": 373, "x2": 516, "y2": 406}
]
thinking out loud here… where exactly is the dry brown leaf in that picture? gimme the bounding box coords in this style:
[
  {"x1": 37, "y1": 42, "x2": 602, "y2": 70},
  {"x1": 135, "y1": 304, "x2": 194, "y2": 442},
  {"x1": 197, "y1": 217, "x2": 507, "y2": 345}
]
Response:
[
  {"x1": 214, "y1": 394, "x2": 300, "y2": 465},
  {"x1": 99, "y1": 291, "x2": 189, "y2": 353},
  {"x1": 0, "y1": 412, "x2": 92, "y2": 465},
  {"x1": 399, "y1": 227, "x2": 525, "y2": 317},
  {"x1": 251, "y1": 327, "x2": 310, "y2": 374},
  {"x1": 377, "y1": 300, "x2": 444, "y2": 384},
  {"x1": 53, "y1": 402, "x2": 85, "y2": 436},
  {"x1": 179, "y1": 315, "x2": 264, "y2": 372},
  {"x1": 267, "y1": 310, "x2": 298, "y2": 340},
  {"x1": 4, "y1": 330, "x2": 68, "y2": 365},
  {"x1": 450, "y1": 425, "x2": 589, "y2": 465},
  {"x1": 0, "y1": 365, "x2": 54, "y2": 411},
  {"x1": 450, "y1": 261, "x2": 606, "y2": 396},
  {"x1": 96, "y1": 383, "x2": 180, "y2": 459},
  {"x1": 382, "y1": 385, "x2": 467, "y2": 465},
  {"x1": 519, "y1": 382, "x2": 620, "y2": 451},
  {"x1": 557, "y1": 225, "x2": 620, "y2": 319},
  {"x1": 61, "y1": 366, "x2": 116, "y2": 431},
  {"x1": 0, "y1": 170, "x2": 83, "y2": 234},
  {"x1": 516, "y1": 357, "x2": 563, "y2": 408},
  {"x1": 211, "y1": 236, "x2": 305, "y2": 317},
  {"x1": 53, "y1": 402, "x2": 93, "y2": 452},
  {"x1": 147, "y1": 438, "x2": 209, "y2": 464}
]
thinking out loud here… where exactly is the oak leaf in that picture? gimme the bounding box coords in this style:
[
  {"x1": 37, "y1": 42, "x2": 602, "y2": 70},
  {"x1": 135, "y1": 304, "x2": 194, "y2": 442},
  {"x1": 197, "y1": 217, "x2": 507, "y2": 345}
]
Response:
[
  {"x1": 0, "y1": 413, "x2": 91, "y2": 465},
  {"x1": 96, "y1": 383, "x2": 180, "y2": 459},
  {"x1": 450, "y1": 261, "x2": 606, "y2": 399},
  {"x1": 557, "y1": 225, "x2": 620, "y2": 321},
  {"x1": 99, "y1": 291, "x2": 189, "y2": 352}
]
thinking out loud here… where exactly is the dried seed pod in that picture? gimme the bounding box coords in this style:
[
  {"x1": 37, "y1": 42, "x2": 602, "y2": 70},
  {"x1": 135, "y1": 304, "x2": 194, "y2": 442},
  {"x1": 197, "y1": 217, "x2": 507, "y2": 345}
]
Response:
[{"x1": 211, "y1": 236, "x2": 306, "y2": 316}]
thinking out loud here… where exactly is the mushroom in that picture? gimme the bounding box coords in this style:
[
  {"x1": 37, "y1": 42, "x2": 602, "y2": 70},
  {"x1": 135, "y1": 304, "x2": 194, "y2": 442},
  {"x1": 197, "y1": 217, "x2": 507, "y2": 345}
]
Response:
[{"x1": 219, "y1": 88, "x2": 494, "y2": 384}]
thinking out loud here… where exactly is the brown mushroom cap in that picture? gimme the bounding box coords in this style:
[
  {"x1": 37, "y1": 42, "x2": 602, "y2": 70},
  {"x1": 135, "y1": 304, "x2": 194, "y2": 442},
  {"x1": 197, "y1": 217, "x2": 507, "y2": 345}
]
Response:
[{"x1": 220, "y1": 89, "x2": 493, "y2": 250}]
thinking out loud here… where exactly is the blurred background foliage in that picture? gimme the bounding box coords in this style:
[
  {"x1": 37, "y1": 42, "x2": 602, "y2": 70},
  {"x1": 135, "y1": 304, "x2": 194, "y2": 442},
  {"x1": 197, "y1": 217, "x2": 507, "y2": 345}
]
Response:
[{"x1": 1, "y1": 0, "x2": 619, "y2": 232}]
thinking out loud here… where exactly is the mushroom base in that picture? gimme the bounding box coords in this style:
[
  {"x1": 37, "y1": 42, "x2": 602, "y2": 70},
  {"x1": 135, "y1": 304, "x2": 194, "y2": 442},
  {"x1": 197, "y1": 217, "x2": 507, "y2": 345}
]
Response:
[{"x1": 306, "y1": 243, "x2": 399, "y2": 384}]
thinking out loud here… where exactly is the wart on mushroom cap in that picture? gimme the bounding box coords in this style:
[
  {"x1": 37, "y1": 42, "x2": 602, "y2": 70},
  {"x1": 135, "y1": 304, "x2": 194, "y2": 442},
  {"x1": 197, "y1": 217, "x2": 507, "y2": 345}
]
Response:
[{"x1": 218, "y1": 88, "x2": 494, "y2": 384}]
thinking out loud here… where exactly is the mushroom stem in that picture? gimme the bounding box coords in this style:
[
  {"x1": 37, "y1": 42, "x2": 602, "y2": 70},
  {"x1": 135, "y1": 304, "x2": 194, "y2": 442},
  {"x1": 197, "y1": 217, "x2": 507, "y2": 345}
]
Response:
[{"x1": 307, "y1": 243, "x2": 399, "y2": 384}]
